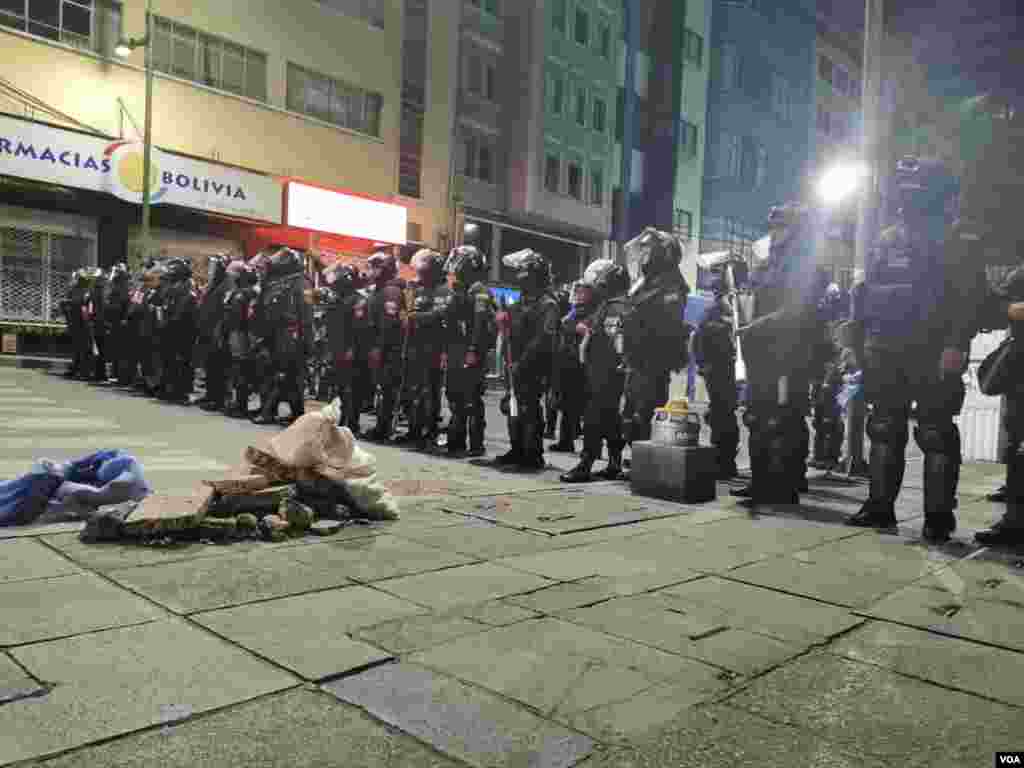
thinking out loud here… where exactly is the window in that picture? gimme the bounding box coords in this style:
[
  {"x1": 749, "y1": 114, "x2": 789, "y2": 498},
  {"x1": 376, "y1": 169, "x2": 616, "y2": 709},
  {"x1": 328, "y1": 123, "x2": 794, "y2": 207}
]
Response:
[
  {"x1": 151, "y1": 18, "x2": 267, "y2": 101},
  {"x1": 485, "y1": 64, "x2": 496, "y2": 101},
  {"x1": 398, "y1": 107, "x2": 424, "y2": 198},
  {"x1": 287, "y1": 63, "x2": 383, "y2": 136},
  {"x1": 674, "y1": 209, "x2": 693, "y2": 238},
  {"x1": 592, "y1": 97, "x2": 606, "y2": 133},
  {"x1": 567, "y1": 162, "x2": 583, "y2": 200},
  {"x1": 315, "y1": 0, "x2": 385, "y2": 30},
  {"x1": 0, "y1": 0, "x2": 122, "y2": 54},
  {"x1": 771, "y1": 73, "x2": 791, "y2": 121},
  {"x1": 552, "y1": 75, "x2": 564, "y2": 115},
  {"x1": 544, "y1": 154, "x2": 560, "y2": 193},
  {"x1": 818, "y1": 53, "x2": 833, "y2": 84},
  {"x1": 615, "y1": 87, "x2": 625, "y2": 141},
  {"x1": 680, "y1": 120, "x2": 698, "y2": 158},
  {"x1": 574, "y1": 6, "x2": 589, "y2": 46},
  {"x1": 483, "y1": 0, "x2": 498, "y2": 14},
  {"x1": 756, "y1": 146, "x2": 767, "y2": 188},
  {"x1": 598, "y1": 22, "x2": 611, "y2": 59},
  {"x1": 552, "y1": 0, "x2": 566, "y2": 35},
  {"x1": 718, "y1": 43, "x2": 741, "y2": 90},
  {"x1": 468, "y1": 54, "x2": 482, "y2": 94},
  {"x1": 717, "y1": 133, "x2": 741, "y2": 177},
  {"x1": 683, "y1": 29, "x2": 703, "y2": 67},
  {"x1": 591, "y1": 167, "x2": 604, "y2": 206},
  {"x1": 575, "y1": 86, "x2": 587, "y2": 126}
]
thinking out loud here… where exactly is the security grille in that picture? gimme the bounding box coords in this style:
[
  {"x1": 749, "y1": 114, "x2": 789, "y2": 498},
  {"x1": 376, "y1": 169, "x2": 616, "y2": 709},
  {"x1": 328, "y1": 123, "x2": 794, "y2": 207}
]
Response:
[{"x1": 0, "y1": 226, "x2": 94, "y2": 323}]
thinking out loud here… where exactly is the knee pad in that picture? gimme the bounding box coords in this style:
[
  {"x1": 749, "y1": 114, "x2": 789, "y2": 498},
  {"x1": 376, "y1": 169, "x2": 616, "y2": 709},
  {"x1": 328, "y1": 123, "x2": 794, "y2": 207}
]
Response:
[
  {"x1": 915, "y1": 421, "x2": 960, "y2": 456},
  {"x1": 867, "y1": 413, "x2": 908, "y2": 445},
  {"x1": 742, "y1": 410, "x2": 759, "y2": 431}
]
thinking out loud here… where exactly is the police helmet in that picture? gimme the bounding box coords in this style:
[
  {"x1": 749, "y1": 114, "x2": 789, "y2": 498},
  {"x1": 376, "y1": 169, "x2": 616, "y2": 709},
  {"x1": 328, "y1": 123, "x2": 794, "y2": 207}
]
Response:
[
  {"x1": 266, "y1": 248, "x2": 304, "y2": 280},
  {"x1": 623, "y1": 227, "x2": 683, "y2": 284},
  {"x1": 367, "y1": 251, "x2": 398, "y2": 283},
  {"x1": 582, "y1": 259, "x2": 629, "y2": 300},
  {"x1": 502, "y1": 249, "x2": 551, "y2": 293},
  {"x1": 323, "y1": 263, "x2": 359, "y2": 295},
  {"x1": 163, "y1": 257, "x2": 193, "y2": 282},
  {"x1": 444, "y1": 245, "x2": 487, "y2": 286},
  {"x1": 411, "y1": 248, "x2": 445, "y2": 284},
  {"x1": 207, "y1": 253, "x2": 229, "y2": 287}
]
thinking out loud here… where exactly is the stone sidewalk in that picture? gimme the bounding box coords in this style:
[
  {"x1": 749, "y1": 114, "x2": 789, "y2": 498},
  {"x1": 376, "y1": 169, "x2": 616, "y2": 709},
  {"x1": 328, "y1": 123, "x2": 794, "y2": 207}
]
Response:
[{"x1": 0, "y1": 363, "x2": 1022, "y2": 768}]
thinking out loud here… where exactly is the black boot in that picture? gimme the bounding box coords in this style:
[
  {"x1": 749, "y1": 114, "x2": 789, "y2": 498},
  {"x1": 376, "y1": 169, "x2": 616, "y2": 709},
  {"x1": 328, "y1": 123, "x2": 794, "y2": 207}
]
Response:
[
  {"x1": 593, "y1": 442, "x2": 625, "y2": 481},
  {"x1": 467, "y1": 411, "x2": 486, "y2": 457},
  {"x1": 922, "y1": 453, "x2": 959, "y2": 543},
  {"x1": 847, "y1": 442, "x2": 903, "y2": 531},
  {"x1": 561, "y1": 453, "x2": 595, "y2": 483}
]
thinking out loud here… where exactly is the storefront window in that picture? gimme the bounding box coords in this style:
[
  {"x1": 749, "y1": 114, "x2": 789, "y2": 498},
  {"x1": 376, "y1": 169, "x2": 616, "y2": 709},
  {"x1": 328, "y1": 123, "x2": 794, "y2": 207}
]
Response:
[{"x1": 0, "y1": 0, "x2": 122, "y2": 56}]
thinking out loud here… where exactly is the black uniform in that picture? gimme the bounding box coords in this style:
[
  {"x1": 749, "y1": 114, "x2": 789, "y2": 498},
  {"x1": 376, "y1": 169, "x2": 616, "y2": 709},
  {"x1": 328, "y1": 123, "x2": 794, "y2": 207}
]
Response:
[
  {"x1": 693, "y1": 291, "x2": 741, "y2": 479},
  {"x1": 621, "y1": 228, "x2": 690, "y2": 449},
  {"x1": 545, "y1": 287, "x2": 572, "y2": 439},
  {"x1": 403, "y1": 250, "x2": 451, "y2": 450},
  {"x1": 222, "y1": 265, "x2": 259, "y2": 418},
  {"x1": 809, "y1": 285, "x2": 847, "y2": 470},
  {"x1": 496, "y1": 250, "x2": 560, "y2": 470},
  {"x1": 61, "y1": 272, "x2": 91, "y2": 379},
  {"x1": 251, "y1": 249, "x2": 312, "y2": 425},
  {"x1": 366, "y1": 266, "x2": 408, "y2": 441},
  {"x1": 550, "y1": 291, "x2": 594, "y2": 453},
  {"x1": 197, "y1": 256, "x2": 230, "y2": 411},
  {"x1": 846, "y1": 157, "x2": 986, "y2": 542},
  {"x1": 561, "y1": 259, "x2": 631, "y2": 483},
  {"x1": 89, "y1": 271, "x2": 109, "y2": 382},
  {"x1": 158, "y1": 259, "x2": 199, "y2": 404},
  {"x1": 735, "y1": 206, "x2": 826, "y2": 505},
  {"x1": 103, "y1": 265, "x2": 133, "y2": 386},
  {"x1": 320, "y1": 265, "x2": 364, "y2": 432}
]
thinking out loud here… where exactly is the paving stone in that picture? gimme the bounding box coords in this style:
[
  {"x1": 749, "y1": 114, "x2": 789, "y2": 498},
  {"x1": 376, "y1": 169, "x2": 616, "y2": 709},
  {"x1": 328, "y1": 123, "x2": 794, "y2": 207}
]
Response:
[
  {"x1": 34, "y1": 688, "x2": 464, "y2": 768},
  {"x1": 675, "y1": 515, "x2": 860, "y2": 552},
  {"x1": 0, "y1": 521, "x2": 84, "y2": 540},
  {"x1": 0, "y1": 573, "x2": 164, "y2": 646},
  {"x1": 726, "y1": 653, "x2": 1023, "y2": 767},
  {"x1": 0, "y1": 538, "x2": 80, "y2": 583},
  {"x1": 726, "y1": 550, "x2": 943, "y2": 609},
  {"x1": 830, "y1": 620, "x2": 1024, "y2": 708},
  {"x1": 455, "y1": 600, "x2": 542, "y2": 626},
  {"x1": 0, "y1": 652, "x2": 43, "y2": 704},
  {"x1": 859, "y1": 583, "x2": 1024, "y2": 652},
  {"x1": 409, "y1": 618, "x2": 726, "y2": 717},
  {"x1": 560, "y1": 595, "x2": 804, "y2": 676},
  {"x1": 353, "y1": 613, "x2": 490, "y2": 654},
  {"x1": 192, "y1": 586, "x2": 424, "y2": 680},
  {"x1": 907, "y1": 557, "x2": 1024, "y2": 606},
  {"x1": 2, "y1": 619, "x2": 296, "y2": 765},
  {"x1": 505, "y1": 577, "x2": 623, "y2": 614},
  {"x1": 105, "y1": 549, "x2": 358, "y2": 613},
  {"x1": 580, "y1": 704, "x2": 891, "y2": 767},
  {"x1": 285, "y1": 535, "x2": 476, "y2": 583},
  {"x1": 373, "y1": 562, "x2": 554, "y2": 611},
  {"x1": 656, "y1": 577, "x2": 865, "y2": 645},
  {"x1": 396, "y1": 521, "x2": 562, "y2": 560},
  {"x1": 324, "y1": 663, "x2": 595, "y2": 768}
]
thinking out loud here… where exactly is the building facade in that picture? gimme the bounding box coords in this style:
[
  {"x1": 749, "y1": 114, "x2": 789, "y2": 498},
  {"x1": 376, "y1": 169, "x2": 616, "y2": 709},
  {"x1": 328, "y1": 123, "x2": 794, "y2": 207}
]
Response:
[
  {"x1": 453, "y1": 0, "x2": 621, "y2": 290},
  {"x1": 614, "y1": 0, "x2": 710, "y2": 286},
  {"x1": 0, "y1": 0, "x2": 458, "y2": 326},
  {"x1": 701, "y1": 0, "x2": 817, "y2": 256}
]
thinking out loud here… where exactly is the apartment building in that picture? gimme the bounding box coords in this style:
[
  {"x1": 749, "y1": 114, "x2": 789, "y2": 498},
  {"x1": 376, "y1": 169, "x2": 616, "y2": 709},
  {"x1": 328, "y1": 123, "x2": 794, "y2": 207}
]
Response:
[
  {"x1": 614, "y1": 0, "x2": 709, "y2": 285},
  {"x1": 701, "y1": 0, "x2": 817, "y2": 257},
  {"x1": 0, "y1": 0, "x2": 458, "y2": 326},
  {"x1": 453, "y1": 0, "x2": 621, "y2": 289}
]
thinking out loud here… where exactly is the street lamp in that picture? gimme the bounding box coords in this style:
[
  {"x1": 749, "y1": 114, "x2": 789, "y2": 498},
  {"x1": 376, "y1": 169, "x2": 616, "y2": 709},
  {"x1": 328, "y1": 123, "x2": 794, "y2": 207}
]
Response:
[
  {"x1": 816, "y1": 163, "x2": 869, "y2": 207},
  {"x1": 114, "y1": 0, "x2": 154, "y2": 271}
]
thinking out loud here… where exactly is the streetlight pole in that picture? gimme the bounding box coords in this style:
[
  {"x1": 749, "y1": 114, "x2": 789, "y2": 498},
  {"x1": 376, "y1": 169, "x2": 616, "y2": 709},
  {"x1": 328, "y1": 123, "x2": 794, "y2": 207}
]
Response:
[
  {"x1": 845, "y1": 0, "x2": 884, "y2": 476},
  {"x1": 140, "y1": 0, "x2": 154, "y2": 268}
]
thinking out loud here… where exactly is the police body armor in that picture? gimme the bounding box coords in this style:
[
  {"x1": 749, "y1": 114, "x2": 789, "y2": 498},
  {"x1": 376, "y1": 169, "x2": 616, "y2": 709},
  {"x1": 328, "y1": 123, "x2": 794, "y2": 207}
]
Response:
[
  {"x1": 405, "y1": 278, "x2": 453, "y2": 446},
  {"x1": 221, "y1": 271, "x2": 258, "y2": 418}
]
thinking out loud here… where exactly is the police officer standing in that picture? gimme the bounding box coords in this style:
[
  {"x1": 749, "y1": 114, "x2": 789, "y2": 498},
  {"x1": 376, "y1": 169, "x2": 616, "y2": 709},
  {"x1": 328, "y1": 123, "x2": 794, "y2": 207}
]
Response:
[
  {"x1": 845, "y1": 157, "x2": 986, "y2": 542},
  {"x1": 809, "y1": 281, "x2": 847, "y2": 470},
  {"x1": 444, "y1": 245, "x2": 497, "y2": 457},
  {"x1": 196, "y1": 255, "x2": 230, "y2": 412},
  {"x1": 550, "y1": 281, "x2": 596, "y2": 454},
  {"x1": 320, "y1": 263, "x2": 364, "y2": 431},
  {"x1": 495, "y1": 250, "x2": 560, "y2": 470},
  {"x1": 561, "y1": 259, "x2": 631, "y2": 482},
  {"x1": 89, "y1": 267, "x2": 109, "y2": 382},
  {"x1": 692, "y1": 264, "x2": 743, "y2": 479},
  {"x1": 222, "y1": 260, "x2": 259, "y2": 419},
  {"x1": 157, "y1": 258, "x2": 198, "y2": 404},
  {"x1": 62, "y1": 269, "x2": 91, "y2": 380},
  {"x1": 365, "y1": 252, "x2": 407, "y2": 441},
  {"x1": 103, "y1": 263, "x2": 133, "y2": 386},
  {"x1": 620, "y1": 228, "x2": 691, "y2": 455},
  {"x1": 975, "y1": 265, "x2": 1024, "y2": 548}
]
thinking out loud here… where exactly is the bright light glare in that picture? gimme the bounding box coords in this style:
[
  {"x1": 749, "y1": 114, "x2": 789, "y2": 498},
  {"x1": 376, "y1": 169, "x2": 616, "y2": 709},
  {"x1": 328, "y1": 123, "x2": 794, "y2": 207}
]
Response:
[
  {"x1": 817, "y1": 164, "x2": 868, "y2": 205},
  {"x1": 114, "y1": 41, "x2": 133, "y2": 58}
]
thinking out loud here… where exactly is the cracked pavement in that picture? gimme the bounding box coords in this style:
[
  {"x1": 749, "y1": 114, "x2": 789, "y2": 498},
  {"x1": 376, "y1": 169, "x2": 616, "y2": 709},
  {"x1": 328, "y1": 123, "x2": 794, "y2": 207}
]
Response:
[{"x1": 0, "y1": 360, "x2": 1022, "y2": 768}]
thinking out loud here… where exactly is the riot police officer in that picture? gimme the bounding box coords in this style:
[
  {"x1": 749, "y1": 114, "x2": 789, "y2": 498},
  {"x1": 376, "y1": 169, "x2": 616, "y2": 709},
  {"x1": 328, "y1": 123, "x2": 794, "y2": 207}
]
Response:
[
  {"x1": 89, "y1": 268, "x2": 109, "y2": 382},
  {"x1": 561, "y1": 259, "x2": 631, "y2": 482},
  {"x1": 733, "y1": 205, "x2": 827, "y2": 505},
  {"x1": 692, "y1": 263, "x2": 744, "y2": 479},
  {"x1": 158, "y1": 257, "x2": 199, "y2": 404},
  {"x1": 251, "y1": 248, "x2": 311, "y2": 425},
  {"x1": 365, "y1": 251, "x2": 407, "y2": 441},
  {"x1": 809, "y1": 281, "x2": 847, "y2": 470},
  {"x1": 62, "y1": 269, "x2": 91, "y2": 380},
  {"x1": 222, "y1": 260, "x2": 259, "y2": 419},
  {"x1": 444, "y1": 245, "x2": 497, "y2": 457},
  {"x1": 550, "y1": 281, "x2": 596, "y2": 453},
  {"x1": 846, "y1": 157, "x2": 986, "y2": 542},
  {"x1": 196, "y1": 254, "x2": 231, "y2": 411},
  {"x1": 495, "y1": 249, "x2": 560, "y2": 470},
  {"x1": 103, "y1": 263, "x2": 133, "y2": 386},
  {"x1": 402, "y1": 249, "x2": 451, "y2": 450},
  {"x1": 620, "y1": 228, "x2": 691, "y2": 453},
  {"x1": 975, "y1": 265, "x2": 1024, "y2": 548},
  {"x1": 545, "y1": 284, "x2": 573, "y2": 440},
  {"x1": 320, "y1": 264, "x2": 364, "y2": 431}
]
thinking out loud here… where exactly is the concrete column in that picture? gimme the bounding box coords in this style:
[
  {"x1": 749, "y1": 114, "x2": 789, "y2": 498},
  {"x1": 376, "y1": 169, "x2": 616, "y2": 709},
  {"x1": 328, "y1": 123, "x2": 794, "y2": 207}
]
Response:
[{"x1": 490, "y1": 224, "x2": 502, "y2": 282}]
